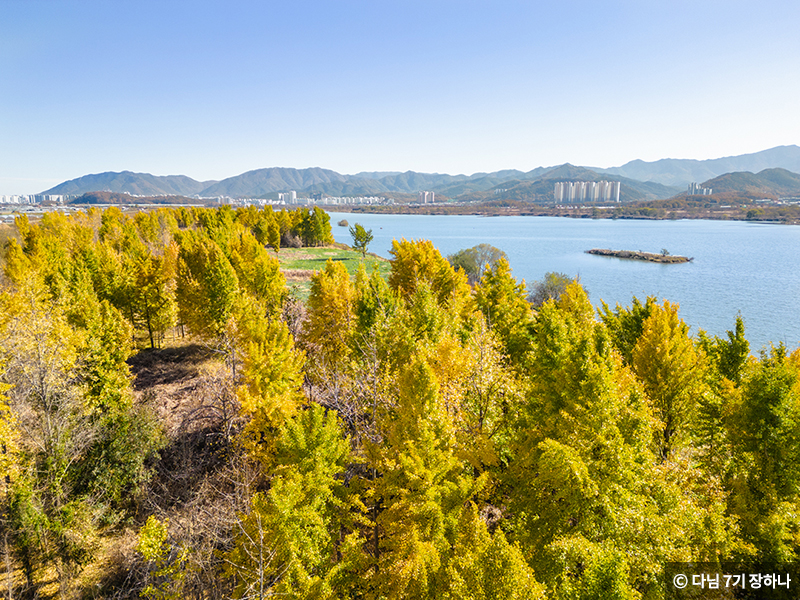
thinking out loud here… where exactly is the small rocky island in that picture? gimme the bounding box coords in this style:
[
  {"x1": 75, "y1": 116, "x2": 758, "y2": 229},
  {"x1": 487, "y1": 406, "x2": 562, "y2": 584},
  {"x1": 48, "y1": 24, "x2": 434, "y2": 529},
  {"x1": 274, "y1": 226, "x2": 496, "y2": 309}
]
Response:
[{"x1": 586, "y1": 248, "x2": 693, "y2": 263}]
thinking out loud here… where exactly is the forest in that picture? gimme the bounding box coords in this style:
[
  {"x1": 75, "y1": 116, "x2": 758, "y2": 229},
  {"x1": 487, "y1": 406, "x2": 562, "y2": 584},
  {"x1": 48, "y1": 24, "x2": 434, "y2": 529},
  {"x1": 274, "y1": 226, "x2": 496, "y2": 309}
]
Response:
[{"x1": 0, "y1": 204, "x2": 799, "y2": 599}]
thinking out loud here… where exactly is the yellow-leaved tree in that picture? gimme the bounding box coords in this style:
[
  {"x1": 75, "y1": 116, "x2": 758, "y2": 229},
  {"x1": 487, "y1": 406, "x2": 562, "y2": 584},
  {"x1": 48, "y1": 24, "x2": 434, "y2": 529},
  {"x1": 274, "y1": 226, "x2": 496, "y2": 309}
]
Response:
[
  {"x1": 0, "y1": 378, "x2": 18, "y2": 501},
  {"x1": 304, "y1": 258, "x2": 355, "y2": 369},
  {"x1": 727, "y1": 346, "x2": 800, "y2": 562},
  {"x1": 175, "y1": 230, "x2": 240, "y2": 337},
  {"x1": 0, "y1": 279, "x2": 95, "y2": 595},
  {"x1": 631, "y1": 300, "x2": 707, "y2": 461},
  {"x1": 509, "y1": 284, "x2": 739, "y2": 597},
  {"x1": 227, "y1": 226, "x2": 285, "y2": 317},
  {"x1": 236, "y1": 309, "x2": 306, "y2": 466},
  {"x1": 388, "y1": 238, "x2": 471, "y2": 308},
  {"x1": 473, "y1": 256, "x2": 534, "y2": 365},
  {"x1": 224, "y1": 404, "x2": 351, "y2": 599}
]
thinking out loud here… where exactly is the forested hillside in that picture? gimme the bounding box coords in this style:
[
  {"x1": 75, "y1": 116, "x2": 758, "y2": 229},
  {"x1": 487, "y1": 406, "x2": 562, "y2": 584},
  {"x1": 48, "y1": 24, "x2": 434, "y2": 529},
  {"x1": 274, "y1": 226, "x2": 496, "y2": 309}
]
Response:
[{"x1": 0, "y1": 206, "x2": 798, "y2": 599}]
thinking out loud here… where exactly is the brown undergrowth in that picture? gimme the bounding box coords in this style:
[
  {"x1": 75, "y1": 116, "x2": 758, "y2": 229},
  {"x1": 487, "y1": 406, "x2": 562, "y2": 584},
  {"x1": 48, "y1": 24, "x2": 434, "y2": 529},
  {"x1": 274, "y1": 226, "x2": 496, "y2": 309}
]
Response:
[{"x1": 85, "y1": 342, "x2": 260, "y2": 599}]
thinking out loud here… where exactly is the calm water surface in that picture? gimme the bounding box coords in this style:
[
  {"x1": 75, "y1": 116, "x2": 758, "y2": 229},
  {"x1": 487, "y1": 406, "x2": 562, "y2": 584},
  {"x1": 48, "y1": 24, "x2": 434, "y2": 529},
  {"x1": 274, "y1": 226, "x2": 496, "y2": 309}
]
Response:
[{"x1": 328, "y1": 213, "x2": 800, "y2": 351}]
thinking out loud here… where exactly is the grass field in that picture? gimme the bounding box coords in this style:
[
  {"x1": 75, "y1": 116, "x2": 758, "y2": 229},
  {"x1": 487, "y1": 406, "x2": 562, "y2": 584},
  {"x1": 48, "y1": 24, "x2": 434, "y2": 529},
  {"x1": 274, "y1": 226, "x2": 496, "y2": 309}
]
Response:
[{"x1": 277, "y1": 244, "x2": 390, "y2": 299}]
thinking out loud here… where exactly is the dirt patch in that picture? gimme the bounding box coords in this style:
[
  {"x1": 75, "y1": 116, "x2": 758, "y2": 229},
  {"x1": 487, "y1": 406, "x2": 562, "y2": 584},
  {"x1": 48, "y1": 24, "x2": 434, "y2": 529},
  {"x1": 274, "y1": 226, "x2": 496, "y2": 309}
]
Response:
[
  {"x1": 127, "y1": 343, "x2": 229, "y2": 437},
  {"x1": 127, "y1": 343, "x2": 214, "y2": 389},
  {"x1": 282, "y1": 268, "x2": 314, "y2": 281},
  {"x1": 279, "y1": 249, "x2": 316, "y2": 260}
]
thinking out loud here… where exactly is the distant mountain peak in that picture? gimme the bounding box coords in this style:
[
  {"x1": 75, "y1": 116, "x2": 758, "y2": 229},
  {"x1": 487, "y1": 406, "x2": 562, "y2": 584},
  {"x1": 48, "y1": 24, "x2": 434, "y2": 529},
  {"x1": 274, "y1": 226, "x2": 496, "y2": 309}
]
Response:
[
  {"x1": 42, "y1": 171, "x2": 216, "y2": 197},
  {"x1": 596, "y1": 145, "x2": 800, "y2": 187},
  {"x1": 700, "y1": 166, "x2": 800, "y2": 199},
  {"x1": 539, "y1": 164, "x2": 599, "y2": 180}
]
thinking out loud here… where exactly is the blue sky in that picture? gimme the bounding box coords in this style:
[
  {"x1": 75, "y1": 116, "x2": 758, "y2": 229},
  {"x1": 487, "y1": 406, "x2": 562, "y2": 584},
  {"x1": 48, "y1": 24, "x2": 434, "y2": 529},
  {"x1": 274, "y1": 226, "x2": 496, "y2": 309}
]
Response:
[{"x1": 2, "y1": 0, "x2": 799, "y2": 194}]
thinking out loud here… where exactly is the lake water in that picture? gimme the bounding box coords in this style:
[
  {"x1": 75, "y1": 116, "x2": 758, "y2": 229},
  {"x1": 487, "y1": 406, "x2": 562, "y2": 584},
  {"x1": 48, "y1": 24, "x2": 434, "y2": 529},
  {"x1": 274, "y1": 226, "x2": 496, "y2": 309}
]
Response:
[{"x1": 327, "y1": 213, "x2": 800, "y2": 351}]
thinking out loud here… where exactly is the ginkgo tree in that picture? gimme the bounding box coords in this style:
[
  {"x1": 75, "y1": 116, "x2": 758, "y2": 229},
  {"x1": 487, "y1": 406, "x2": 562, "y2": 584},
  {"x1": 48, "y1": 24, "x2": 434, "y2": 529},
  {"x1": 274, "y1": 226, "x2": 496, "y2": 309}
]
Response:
[
  {"x1": 727, "y1": 345, "x2": 800, "y2": 562},
  {"x1": 224, "y1": 404, "x2": 351, "y2": 599},
  {"x1": 473, "y1": 257, "x2": 533, "y2": 364},
  {"x1": 2, "y1": 205, "x2": 790, "y2": 598},
  {"x1": 508, "y1": 283, "x2": 739, "y2": 597},
  {"x1": 631, "y1": 300, "x2": 707, "y2": 461}
]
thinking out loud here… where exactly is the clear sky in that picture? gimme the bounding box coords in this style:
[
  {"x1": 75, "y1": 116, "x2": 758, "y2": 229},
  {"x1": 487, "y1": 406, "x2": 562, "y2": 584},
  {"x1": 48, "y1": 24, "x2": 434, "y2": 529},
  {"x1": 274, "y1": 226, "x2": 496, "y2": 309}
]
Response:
[{"x1": 2, "y1": 0, "x2": 799, "y2": 194}]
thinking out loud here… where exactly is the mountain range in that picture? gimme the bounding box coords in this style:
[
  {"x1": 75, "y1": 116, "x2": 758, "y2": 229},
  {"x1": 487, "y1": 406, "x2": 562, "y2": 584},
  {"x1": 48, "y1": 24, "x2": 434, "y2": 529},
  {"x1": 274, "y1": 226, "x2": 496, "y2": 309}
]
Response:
[
  {"x1": 44, "y1": 171, "x2": 218, "y2": 197},
  {"x1": 41, "y1": 145, "x2": 800, "y2": 202},
  {"x1": 700, "y1": 168, "x2": 800, "y2": 199},
  {"x1": 457, "y1": 165, "x2": 678, "y2": 204},
  {"x1": 593, "y1": 145, "x2": 800, "y2": 187}
]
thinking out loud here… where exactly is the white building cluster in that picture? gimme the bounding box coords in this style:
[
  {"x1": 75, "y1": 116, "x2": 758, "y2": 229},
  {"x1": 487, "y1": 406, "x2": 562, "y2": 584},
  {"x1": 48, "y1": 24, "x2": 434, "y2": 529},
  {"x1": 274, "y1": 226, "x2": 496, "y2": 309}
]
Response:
[
  {"x1": 554, "y1": 181, "x2": 620, "y2": 203},
  {"x1": 293, "y1": 196, "x2": 390, "y2": 206},
  {"x1": 0, "y1": 194, "x2": 67, "y2": 204},
  {"x1": 314, "y1": 196, "x2": 389, "y2": 206},
  {"x1": 688, "y1": 183, "x2": 713, "y2": 196},
  {"x1": 278, "y1": 191, "x2": 392, "y2": 206},
  {"x1": 214, "y1": 192, "x2": 393, "y2": 207},
  {"x1": 418, "y1": 191, "x2": 435, "y2": 204},
  {"x1": 215, "y1": 197, "x2": 283, "y2": 207}
]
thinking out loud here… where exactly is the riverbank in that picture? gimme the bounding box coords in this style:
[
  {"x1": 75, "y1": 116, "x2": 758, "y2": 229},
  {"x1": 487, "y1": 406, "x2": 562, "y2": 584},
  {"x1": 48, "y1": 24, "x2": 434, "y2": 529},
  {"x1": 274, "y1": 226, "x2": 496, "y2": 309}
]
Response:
[{"x1": 327, "y1": 200, "x2": 800, "y2": 225}]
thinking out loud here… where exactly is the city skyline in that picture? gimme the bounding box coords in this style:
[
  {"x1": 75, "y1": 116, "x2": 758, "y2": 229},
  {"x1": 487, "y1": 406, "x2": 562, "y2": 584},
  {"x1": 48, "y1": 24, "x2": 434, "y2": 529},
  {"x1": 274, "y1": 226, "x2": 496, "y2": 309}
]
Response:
[{"x1": 2, "y1": 0, "x2": 799, "y2": 195}]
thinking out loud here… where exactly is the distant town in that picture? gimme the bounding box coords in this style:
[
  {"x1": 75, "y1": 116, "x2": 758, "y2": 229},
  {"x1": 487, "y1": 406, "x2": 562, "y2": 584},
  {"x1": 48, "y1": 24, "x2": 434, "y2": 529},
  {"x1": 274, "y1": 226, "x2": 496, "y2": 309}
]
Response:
[
  {"x1": 0, "y1": 192, "x2": 396, "y2": 208},
  {"x1": 0, "y1": 184, "x2": 720, "y2": 208},
  {"x1": 3, "y1": 146, "x2": 800, "y2": 225}
]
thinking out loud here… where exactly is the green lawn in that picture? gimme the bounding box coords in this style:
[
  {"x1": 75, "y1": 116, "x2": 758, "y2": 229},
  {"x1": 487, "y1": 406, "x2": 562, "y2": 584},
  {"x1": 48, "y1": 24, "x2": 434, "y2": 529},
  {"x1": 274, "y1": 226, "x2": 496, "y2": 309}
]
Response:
[
  {"x1": 278, "y1": 246, "x2": 389, "y2": 277},
  {"x1": 277, "y1": 245, "x2": 390, "y2": 300}
]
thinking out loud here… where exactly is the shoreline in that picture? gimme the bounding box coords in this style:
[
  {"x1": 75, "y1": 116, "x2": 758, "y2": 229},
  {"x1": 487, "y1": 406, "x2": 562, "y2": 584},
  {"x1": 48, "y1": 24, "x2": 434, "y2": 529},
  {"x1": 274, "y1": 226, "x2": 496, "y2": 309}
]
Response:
[
  {"x1": 2, "y1": 202, "x2": 796, "y2": 226},
  {"x1": 324, "y1": 203, "x2": 800, "y2": 225}
]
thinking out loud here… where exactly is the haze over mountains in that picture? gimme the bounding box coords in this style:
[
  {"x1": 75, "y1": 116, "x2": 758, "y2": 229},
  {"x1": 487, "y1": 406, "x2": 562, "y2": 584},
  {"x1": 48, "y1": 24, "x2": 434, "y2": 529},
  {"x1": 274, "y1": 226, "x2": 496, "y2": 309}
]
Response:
[
  {"x1": 41, "y1": 145, "x2": 800, "y2": 202},
  {"x1": 594, "y1": 145, "x2": 800, "y2": 187}
]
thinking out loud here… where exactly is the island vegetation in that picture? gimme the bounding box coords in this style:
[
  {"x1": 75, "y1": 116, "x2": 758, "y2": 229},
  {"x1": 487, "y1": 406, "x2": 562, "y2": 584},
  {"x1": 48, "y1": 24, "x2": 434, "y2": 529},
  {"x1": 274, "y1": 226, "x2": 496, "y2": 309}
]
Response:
[
  {"x1": 586, "y1": 248, "x2": 693, "y2": 263},
  {"x1": 0, "y1": 205, "x2": 798, "y2": 599}
]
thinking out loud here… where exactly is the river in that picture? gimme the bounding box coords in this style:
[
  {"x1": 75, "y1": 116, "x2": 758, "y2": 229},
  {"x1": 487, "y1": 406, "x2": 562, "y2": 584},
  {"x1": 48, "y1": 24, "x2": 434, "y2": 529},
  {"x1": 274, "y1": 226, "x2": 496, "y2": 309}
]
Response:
[{"x1": 328, "y1": 213, "x2": 800, "y2": 351}]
